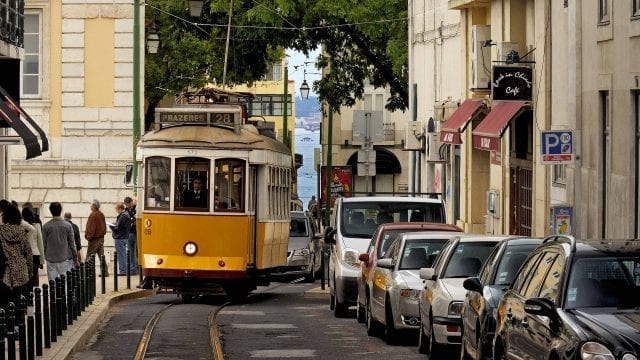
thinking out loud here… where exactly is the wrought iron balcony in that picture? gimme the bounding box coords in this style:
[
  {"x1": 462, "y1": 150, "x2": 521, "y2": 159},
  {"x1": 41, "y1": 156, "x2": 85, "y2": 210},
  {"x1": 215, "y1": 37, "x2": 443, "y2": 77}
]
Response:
[{"x1": 0, "y1": 0, "x2": 24, "y2": 48}]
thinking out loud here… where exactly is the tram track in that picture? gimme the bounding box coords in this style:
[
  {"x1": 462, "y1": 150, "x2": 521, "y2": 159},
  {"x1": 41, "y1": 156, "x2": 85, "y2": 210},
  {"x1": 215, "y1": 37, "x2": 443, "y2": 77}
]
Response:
[{"x1": 133, "y1": 277, "x2": 306, "y2": 360}]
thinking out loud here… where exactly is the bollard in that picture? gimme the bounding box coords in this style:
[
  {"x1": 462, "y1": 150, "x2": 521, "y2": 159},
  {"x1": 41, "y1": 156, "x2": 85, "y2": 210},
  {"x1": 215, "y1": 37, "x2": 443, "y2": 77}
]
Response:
[
  {"x1": 100, "y1": 255, "x2": 106, "y2": 295},
  {"x1": 113, "y1": 251, "x2": 118, "y2": 292},
  {"x1": 1, "y1": 308, "x2": 6, "y2": 360},
  {"x1": 49, "y1": 280, "x2": 58, "y2": 340},
  {"x1": 27, "y1": 316, "x2": 34, "y2": 360},
  {"x1": 320, "y1": 249, "x2": 326, "y2": 290},
  {"x1": 126, "y1": 248, "x2": 131, "y2": 289},
  {"x1": 79, "y1": 262, "x2": 86, "y2": 311},
  {"x1": 66, "y1": 271, "x2": 73, "y2": 325},
  {"x1": 42, "y1": 284, "x2": 51, "y2": 348},
  {"x1": 138, "y1": 265, "x2": 143, "y2": 284},
  {"x1": 8, "y1": 302, "x2": 16, "y2": 360},
  {"x1": 34, "y1": 288, "x2": 42, "y2": 356},
  {"x1": 27, "y1": 292, "x2": 33, "y2": 308},
  {"x1": 56, "y1": 276, "x2": 66, "y2": 332},
  {"x1": 18, "y1": 296, "x2": 27, "y2": 360},
  {"x1": 90, "y1": 257, "x2": 96, "y2": 302},
  {"x1": 73, "y1": 267, "x2": 80, "y2": 319}
]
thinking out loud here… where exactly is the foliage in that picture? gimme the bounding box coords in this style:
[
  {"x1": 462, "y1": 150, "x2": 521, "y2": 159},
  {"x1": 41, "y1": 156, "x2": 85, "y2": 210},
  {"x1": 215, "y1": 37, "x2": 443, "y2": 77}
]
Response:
[{"x1": 145, "y1": 0, "x2": 408, "y2": 115}]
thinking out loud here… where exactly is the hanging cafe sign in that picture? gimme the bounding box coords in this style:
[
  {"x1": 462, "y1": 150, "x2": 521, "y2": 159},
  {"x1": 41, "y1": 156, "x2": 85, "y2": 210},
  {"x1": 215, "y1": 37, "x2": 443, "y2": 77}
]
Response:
[{"x1": 492, "y1": 66, "x2": 533, "y2": 101}]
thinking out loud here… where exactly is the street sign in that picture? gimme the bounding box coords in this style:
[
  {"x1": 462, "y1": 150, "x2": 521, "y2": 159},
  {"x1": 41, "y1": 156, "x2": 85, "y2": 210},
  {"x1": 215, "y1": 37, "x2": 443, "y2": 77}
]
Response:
[
  {"x1": 541, "y1": 130, "x2": 574, "y2": 164},
  {"x1": 357, "y1": 148, "x2": 376, "y2": 163},
  {"x1": 357, "y1": 162, "x2": 376, "y2": 177},
  {"x1": 353, "y1": 111, "x2": 384, "y2": 142}
]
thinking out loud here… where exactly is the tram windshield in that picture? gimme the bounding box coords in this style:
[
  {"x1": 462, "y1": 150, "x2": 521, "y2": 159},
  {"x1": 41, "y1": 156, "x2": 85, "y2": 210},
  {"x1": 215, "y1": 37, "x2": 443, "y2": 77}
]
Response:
[
  {"x1": 145, "y1": 157, "x2": 171, "y2": 209},
  {"x1": 176, "y1": 157, "x2": 210, "y2": 211}
]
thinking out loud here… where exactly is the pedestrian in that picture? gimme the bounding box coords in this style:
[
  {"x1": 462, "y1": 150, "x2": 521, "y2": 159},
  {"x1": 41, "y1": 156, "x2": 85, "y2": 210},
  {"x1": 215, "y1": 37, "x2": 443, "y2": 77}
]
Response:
[
  {"x1": 0, "y1": 203, "x2": 34, "y2": 306},
  {"x1": 64, "y1": 212, "x2": 82, "y2": 263},
  {"x1": 109, "y1": 203, "x2": 130, "y2": 275},
  {"x1": 85, "y1": 199, "x2": 109, "y2": 276},
  {"x1": 42, "y1": 202, "x2": 78, "y2": 282},
  {"x1": 22, "y1": 206, "x2": 45, "y2": 288},
  {"x1": 124, "y1": 196, "x2": 138, "y2": 274},
  {"x1": 22, "y1": 202, "x2": 42, "y2": 225}
]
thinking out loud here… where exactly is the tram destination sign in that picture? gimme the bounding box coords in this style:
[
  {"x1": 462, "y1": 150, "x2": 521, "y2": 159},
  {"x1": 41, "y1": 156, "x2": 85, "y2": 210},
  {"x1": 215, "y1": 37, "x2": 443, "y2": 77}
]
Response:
[
  {"x1": 492, "y1": 66, "x2": 533, "y2": 101},
  {"x1": 156, "y1": 110, "x2": 238, "y2": 125}
]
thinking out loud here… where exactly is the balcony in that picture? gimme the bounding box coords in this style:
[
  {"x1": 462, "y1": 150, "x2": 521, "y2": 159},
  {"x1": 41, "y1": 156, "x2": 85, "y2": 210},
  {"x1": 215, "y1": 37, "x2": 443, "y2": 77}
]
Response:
[
  {"x1": 0, "y1": 0, "x2": 24, "y2": 54},
  {"x1": 448, "y1": 0, "x2": 490, "y2": 10}
]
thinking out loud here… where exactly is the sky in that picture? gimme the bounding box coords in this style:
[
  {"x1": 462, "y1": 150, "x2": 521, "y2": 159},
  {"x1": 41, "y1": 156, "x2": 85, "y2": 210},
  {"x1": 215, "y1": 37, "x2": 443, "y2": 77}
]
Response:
[{"x1": 287, "y1": 48, "x2": 321, "y2": 97}]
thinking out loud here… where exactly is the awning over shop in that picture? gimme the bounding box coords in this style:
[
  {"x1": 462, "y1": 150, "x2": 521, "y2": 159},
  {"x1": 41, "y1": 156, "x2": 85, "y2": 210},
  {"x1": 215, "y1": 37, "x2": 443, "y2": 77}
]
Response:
[
  {"x1": 472, "y1": 101, "x2": 527, "y2": 151},
  {"x1": 439, "y1": 99, "x2": 486, "y2": 144},
  {"x1": 0, "y1": 85, "x2": 49, "y2": 159}
]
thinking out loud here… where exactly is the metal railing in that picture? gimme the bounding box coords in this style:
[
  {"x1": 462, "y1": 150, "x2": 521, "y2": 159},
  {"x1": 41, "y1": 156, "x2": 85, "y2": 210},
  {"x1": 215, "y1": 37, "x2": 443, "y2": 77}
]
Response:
[{"x1": 0, "y1": 0, "x2": 24, "y2": 48}]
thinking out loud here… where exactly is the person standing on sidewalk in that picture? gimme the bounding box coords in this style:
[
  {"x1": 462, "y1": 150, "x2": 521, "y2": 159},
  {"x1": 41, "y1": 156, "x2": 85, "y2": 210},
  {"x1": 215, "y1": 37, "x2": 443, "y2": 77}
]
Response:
[
  {"x1": 42, "y1": 202, "x2": 78, "y2": 282},
  {"x1": 64, "y1": 212, "x2": 82, "y2": 263},
  {"x1": 85, "y1": 200, "x2": 109, "y2": 276},
  {"x1": 124, "y1": 196, "x2": 138, "y2": 274},
  {"x1": 22, "y1": 206, "x2": 45, "y2": 288},
  {"x1": 0, "y1": 203, "x2": 33, "y2": 304},
  {"x1": 109, "y1": 203, "x2": 130, "y2": 275}
]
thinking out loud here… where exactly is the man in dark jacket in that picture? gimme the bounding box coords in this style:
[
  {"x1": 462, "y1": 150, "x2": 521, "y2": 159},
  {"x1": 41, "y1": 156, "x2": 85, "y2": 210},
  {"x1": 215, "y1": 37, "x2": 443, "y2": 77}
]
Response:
[
  {"x1": 109, "y1": 203, "x2": 130, "y2": 275},
  {"x1": 124, "y1": 196, "x2": 138, "y2": 274},
  {"x1": 64, "y1": 212, "x2": 82, "y2": 262},
  {"x1": 42, "y1": 202, "x2": 77, "y2": 282}
]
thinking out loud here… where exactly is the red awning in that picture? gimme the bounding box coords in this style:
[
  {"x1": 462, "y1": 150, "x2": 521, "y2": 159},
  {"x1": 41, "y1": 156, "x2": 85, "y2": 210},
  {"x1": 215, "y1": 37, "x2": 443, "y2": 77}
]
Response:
[
  {"x1": 439, "y1": 100, "x2": 486, "y2": 144},
  {"x1": 472, "y1": 101, "x2": 527, "y2": 151}
]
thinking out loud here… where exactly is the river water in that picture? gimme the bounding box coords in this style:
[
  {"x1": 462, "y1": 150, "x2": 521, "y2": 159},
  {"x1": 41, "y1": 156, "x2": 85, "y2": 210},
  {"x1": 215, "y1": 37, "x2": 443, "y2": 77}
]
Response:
[{"x1": 294, "y1": 128, "x2": 320, "y2": 209}]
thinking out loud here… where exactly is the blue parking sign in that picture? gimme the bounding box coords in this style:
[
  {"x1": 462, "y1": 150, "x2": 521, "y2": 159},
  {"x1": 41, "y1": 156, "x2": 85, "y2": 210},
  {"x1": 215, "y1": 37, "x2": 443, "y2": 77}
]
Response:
[{"x1": 541, "y1": 131, "x2": 574, "y2": 164}]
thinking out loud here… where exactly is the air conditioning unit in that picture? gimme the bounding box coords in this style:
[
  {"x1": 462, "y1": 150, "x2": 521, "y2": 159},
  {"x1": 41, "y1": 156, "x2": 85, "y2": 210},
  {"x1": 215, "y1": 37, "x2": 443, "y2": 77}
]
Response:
[
  {"x1": 427, "y1": 133, "x2": 441, "y2": 162},
  {"x1": 471, "y1": 25, "x2": 491, "y2": 89},
  {"x1": 496, "y1": 42, "x2": 519, "y2": 62}
]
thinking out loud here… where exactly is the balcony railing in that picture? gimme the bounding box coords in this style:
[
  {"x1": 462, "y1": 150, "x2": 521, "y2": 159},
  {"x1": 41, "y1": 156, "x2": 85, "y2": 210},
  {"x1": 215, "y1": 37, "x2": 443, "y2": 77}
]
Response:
[
  {"x1": 383, "y1": 122, "x2": 395, "y2": 142},
  {"x1": 0, "y1": 0, "x2": 24, "y2": 48}
]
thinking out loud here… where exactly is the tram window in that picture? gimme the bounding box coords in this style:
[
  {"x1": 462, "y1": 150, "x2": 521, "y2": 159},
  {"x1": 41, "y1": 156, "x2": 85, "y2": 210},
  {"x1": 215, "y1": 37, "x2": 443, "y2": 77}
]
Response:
[
  {"x1": 215, "y1": 159, "x2": 245, "y2": 212},
  {"x1": 175, "y1": 157, "x2": 210, "y2": 211},
  {"x1": 145, "y1": 157, "x2": 171, "y2": 209}
]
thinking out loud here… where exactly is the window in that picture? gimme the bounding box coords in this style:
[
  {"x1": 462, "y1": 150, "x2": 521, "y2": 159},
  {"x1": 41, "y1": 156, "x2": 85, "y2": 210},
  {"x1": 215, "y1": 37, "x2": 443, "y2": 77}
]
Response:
[
  {"x1": 478, "y1": 244, "x2": 502, "y2": 285},
  {"x1": 539, "y1": 255, "x2": 565, "y2": 302},
  {"x1": 522, "y1": 252, "x2": 558, "y2": 298},
  {"x1": 248, "y1": 95, "x2": 292, "y2": 116},
  {"x1": 493, "y1": 244, "x2": 540, "y2": 286},
  {"x1": 22, "y1": 12, "x2": 41, "y2": 97},
  {"x1": 175, "y1": 157, "x2": 210, "y2": 211},
  {"x1": 634, "y1": 0, "x2": 640, "y2": 17},
  {"x1": 601, "y1": 91, "x2": 610, "y2": 237},
  {"x1": 214, "y1": 158, "x2": 245, "y2": 212},
  {"x1": 145, "y1": 157, "x2": 171, "y2": 210},
  {"x1": 375, "y1": 94, "x2": 384, "y2": 111},
  {"x1": 442, "y1": 241, "x2": 497, "y2": 278},
  {"x1": 598, "y1": 0, "x2": 609, "y2": 23},
  {"x1": 266, "y1": 63, "x2": 282, "y2": 81},
  {"x1": 363, "y1": 94, "x2": 372, "y2": 110},
  {"x1": 513, "y1": 253, "x2": 542, "y2": 292}
]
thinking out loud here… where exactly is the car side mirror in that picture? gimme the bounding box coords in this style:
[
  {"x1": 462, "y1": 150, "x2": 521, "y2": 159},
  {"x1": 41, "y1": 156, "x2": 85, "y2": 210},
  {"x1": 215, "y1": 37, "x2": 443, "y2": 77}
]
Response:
[
  {"x1": 324, "y1": 227, "x2": 336, "y2": 244},
  {"x1": 463, "y1": 277, "x2": 483, "y2": 293},
  {"x1": 524, "y1": 298, "x2": 556, "y2": 318},
  {"x1": 419, "y1": 267, "x2": 436, "y2": 281},
  {"x1": 358, "y1": 253, "x2": 369, "y2": 263},
  {"x1": 377, "y1": 258, "x2": 394, "y2": 269}
]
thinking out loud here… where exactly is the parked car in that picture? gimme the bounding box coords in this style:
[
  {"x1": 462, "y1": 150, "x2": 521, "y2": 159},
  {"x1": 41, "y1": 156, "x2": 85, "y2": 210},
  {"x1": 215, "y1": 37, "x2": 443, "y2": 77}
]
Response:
[
  {"x1": 365, "y1": 231, "x2": 460, "y2": 344},
  {"x1": 494, "y1": 236, "x2": 640, "y2": 360},
  {"x1": 273, "y1": 211, "x2": 322, "y2": 282},
  {"x1": 324, "y1": 196, "x2": 446, "y2": 317},
  {"x1": 356, "y1": 222, "x2": 462, "y2": 323},
  {"x1": 459, "y1": 236, "x2": 542, "y2": 360},
  {"x1": 418, "y1": 234, "x2": 506, "y2": 356}
]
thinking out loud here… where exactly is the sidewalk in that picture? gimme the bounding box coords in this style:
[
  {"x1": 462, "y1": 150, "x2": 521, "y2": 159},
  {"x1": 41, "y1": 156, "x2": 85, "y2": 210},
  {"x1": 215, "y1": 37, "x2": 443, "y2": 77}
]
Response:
[{"x1": 36, "y1": 269, "x2": 154, "y2": 360}]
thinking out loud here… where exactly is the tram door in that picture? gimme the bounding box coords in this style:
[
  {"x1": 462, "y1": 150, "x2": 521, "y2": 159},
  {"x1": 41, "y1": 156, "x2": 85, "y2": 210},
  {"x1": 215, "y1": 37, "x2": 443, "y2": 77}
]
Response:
[{"x1": 247, "y1": 166, "x2": 258, "y2": 266}]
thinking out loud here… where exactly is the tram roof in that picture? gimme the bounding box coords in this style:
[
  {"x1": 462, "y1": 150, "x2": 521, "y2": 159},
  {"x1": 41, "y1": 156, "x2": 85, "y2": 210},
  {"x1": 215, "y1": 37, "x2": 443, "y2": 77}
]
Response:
[{"x1": 138, "y1": 124, "x2": 290, "y2": 155}]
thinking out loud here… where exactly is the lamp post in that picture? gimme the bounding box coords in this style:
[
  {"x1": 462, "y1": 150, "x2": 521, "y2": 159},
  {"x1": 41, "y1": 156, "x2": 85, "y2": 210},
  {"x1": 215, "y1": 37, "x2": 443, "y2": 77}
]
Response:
[
  {"x1": 283, "y1": 59, "x2": 289, "y2": 148},
  {"x1": 132, "y1": 0, "x2": 142, "y2": 195}
]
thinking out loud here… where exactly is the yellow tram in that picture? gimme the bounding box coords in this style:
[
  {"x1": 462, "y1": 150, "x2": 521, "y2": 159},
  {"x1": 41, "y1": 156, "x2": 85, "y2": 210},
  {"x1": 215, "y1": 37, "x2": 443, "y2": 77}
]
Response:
[{"x1": 136, "y1": 91, "x2": 292, "y2": 298}]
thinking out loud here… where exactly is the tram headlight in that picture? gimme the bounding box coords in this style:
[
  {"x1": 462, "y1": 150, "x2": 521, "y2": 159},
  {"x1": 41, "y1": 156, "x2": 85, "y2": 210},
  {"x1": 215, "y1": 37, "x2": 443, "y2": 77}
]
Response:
[{"x1": 184, "y1": 242, "x2": 198, "y2": 256}]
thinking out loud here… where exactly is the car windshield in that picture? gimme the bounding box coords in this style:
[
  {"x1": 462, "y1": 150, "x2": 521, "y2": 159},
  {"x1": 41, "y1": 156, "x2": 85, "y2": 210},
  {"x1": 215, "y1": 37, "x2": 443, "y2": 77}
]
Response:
[
  {"x1": 341, "y1": 201, "x2": 444, "y2": 238},
  {"x1": 493, "y1": 244, "x2": 539, "y2": 286},
  {"x1": 442, "y1": 241, "x2": 498, "y2": 278},
  {"x1": 399, "y1": 238, "x2": 448, "y2": 270},
  {"x1": 289, "y1": 218, "x2": 308, "y2": 237},
  {"x1": 566, "y1": 257, "x2": 640, "y2": 309}
]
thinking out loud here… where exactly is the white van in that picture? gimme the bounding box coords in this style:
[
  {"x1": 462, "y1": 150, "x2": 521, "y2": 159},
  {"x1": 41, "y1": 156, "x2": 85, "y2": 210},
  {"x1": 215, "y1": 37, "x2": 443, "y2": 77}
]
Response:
[{"x1": 323, "y1": 196, "x2": 446, "y2": 317}]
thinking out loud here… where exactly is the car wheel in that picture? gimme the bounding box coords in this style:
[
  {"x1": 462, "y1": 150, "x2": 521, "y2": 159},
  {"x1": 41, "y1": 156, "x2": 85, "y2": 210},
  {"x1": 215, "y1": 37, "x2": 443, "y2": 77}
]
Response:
[
  {"x1": 385, "y1": 297, "x2": 398, "y2": 345},
  {"x1": 356, "y1": 294, "x2": 366, "y2": 323},
  {"x1": 418, "y1": 317, "x2": 430, "y2": 354},
  {"x1": 428, "y1": 320, "x2": 442, "y2": 359},
  {"x1": 366, "y1": 297, "x2": 383, "y2": 337}
]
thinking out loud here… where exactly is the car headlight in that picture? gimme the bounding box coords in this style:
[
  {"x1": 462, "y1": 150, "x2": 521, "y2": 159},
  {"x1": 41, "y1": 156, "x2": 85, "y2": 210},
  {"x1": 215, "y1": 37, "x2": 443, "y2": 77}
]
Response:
[
  {"x1": 341, "y1": 248, "x2": 360, "y2": 267},
  {"x1": 448, "y1": 301, "x2": 464, "y2": 316},
  {"x1": 399, "y1": 289, "x2": 420, "y2": 300},
  {"x1": 622, "y1": 354, "x2": 638, "y2": 360},
  {"x1": 581, "y1": 342, "x2": 614, "y2": 360},
  {"x1": 293, "y1": 249, "x2": 310, "y2": 256},
  {"x1": 184, "y1": 241, "x2": 197, "y2": 256}
]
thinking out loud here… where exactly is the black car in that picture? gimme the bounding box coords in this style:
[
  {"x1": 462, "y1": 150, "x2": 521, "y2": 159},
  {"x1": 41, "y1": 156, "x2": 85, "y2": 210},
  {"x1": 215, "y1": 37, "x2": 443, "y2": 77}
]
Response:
[
  {"x1": 460, "y1": 236, "x2": 542, "y2": 360},
  {"x1": 494, "y1": 235, "x2": 640, "y2": 360}
]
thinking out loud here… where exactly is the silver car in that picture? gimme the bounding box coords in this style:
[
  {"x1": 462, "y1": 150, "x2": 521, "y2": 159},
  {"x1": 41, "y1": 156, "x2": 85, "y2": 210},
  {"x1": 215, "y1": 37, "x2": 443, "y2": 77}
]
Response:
[
  {"x1": 276, "y1": 211, "x2": 322, "y2": 282},
  {"x1": 366, "y1": 232, "x2": 457, "y2": 344},
  {"x1": 418, "y1": 235, "x2": 506, "y2": 356}
]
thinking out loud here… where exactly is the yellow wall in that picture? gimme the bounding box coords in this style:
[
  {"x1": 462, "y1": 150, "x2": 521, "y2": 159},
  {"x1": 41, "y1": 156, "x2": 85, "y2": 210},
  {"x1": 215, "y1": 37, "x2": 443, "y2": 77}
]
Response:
[{"x1": 84, "y1": 19, "x2": 114, "y2": 108}]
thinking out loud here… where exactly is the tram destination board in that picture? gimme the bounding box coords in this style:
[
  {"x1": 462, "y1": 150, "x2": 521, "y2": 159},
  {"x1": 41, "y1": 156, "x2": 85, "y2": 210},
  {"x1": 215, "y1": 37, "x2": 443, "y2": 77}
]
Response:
[{"x1": 156, "y1": 109, "x2": 239, "y2": 126}]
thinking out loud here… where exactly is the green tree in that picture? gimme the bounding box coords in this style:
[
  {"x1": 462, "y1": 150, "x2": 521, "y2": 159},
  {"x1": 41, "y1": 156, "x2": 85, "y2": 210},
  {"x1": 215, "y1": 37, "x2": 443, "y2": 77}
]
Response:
[{"x1": 145, "y1": 0, "x2": 407, "y2": 122}]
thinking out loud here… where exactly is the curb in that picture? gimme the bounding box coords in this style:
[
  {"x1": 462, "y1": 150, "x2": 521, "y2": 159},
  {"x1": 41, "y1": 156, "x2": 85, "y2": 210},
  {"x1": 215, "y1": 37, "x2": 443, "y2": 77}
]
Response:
[{"x1": 303, "y1": 287, "x2": 330, "y2": 299}]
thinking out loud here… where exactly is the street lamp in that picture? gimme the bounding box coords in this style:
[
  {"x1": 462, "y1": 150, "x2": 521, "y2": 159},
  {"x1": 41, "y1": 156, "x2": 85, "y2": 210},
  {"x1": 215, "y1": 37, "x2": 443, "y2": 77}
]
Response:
[
  {"x1": 146, "y1": 30, "x2": 160, "y2": 54},
  {"x1": 299, "y1": 80, "x2": 310, "y2": 100},
  {"x1": 188, "y1": 0, "x2": 204, "y2": 17}
]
